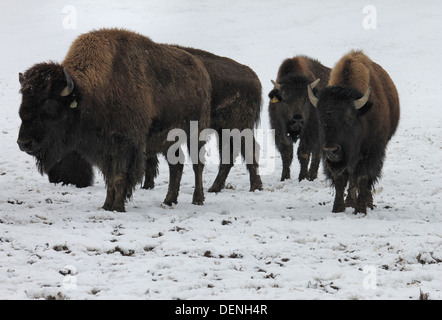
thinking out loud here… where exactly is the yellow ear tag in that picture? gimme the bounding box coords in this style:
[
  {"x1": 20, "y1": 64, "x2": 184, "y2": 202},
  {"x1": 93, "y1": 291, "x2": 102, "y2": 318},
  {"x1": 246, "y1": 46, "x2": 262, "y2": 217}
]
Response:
[
  {"x1": 271, "y1": 96, "x2": 280, "y2": 103},
  {"x1": 70, "y1": 100, "x2": 78, "y2": 109}
]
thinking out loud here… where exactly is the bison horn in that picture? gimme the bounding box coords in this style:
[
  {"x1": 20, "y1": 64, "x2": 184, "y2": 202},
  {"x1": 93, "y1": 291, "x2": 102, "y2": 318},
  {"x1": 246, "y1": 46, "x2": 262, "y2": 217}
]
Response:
[
  {"x1": 307, "y1": 79, "x2": 320, "y2": 108},
  {"x1": 271, "y1": 80, "x2": 281, "y2": 91},
  {"x1": 310, "y1": 78, "x2": 321, "y2": 89},
  {"x1": 60, "y1": 68, "x2": 74, "y2": 97},
  {"x1": 354, "y1": 87, "x2": 371, "y2": 110}
]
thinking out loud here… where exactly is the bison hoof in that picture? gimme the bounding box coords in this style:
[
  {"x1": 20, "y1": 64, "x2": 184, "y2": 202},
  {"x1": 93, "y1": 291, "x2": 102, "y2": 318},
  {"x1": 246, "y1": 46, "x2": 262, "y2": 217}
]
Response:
[
  {"x1": 141, "y1": 181, "x2": 155, "y2": 190},
  {"x1": 250, "y1": 185, "x2": 263, "y2": 192},
  {"x1": 345, "y1": 198, "x2": 356, "y2": 208},
  {"x1": 332, "y1": 203, "x2": 346, "y2": 213},
  {"x1": 208, "y1": 184, "x2": 223, "y2": 193},
  {"x1": 298, "y1": 172, "x2": 308, "y2": 182},
  {"x1": 250, "y1": 179, "x2": 263, "y2": 192},
  {"x1": 192, "y1": 194, "x2": 205, "y2": 205},
  {"x1": 354, "y1": 207, "x2": 367, "y2": 215},
  {"x1": 163, "y1": 199, "x2": 178, "y2": 207},
  {"x1": 355, "y1": 202, "x2": 370, "y2": 214},
  {"x1": 102, "y1": 204, "x2": 126, "y2": 212}
]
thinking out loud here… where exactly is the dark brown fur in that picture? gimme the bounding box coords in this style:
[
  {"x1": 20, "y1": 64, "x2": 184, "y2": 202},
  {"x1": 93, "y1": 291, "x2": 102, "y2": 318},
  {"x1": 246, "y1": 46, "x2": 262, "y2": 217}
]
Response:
[
  {"x1": 17, "y1": 28, "x2": 211, "y2": 212},
  {"x1": 47, "y1": 151, "x2": 94, "y2": 188},
  {"x1": 142, "y1": 46, "x2": 263, "y2": 193},
  {"x1": 312, "y1": 50, "x2": 400, "y2": 214},
  {"x1": 269, "y1": 56, "x2": 330, "y2": 181}
]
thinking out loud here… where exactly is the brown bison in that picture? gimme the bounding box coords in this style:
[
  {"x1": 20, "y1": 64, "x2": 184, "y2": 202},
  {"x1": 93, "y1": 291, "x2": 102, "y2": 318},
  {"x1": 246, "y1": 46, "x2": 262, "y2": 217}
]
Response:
[
  {"x1": 17, "y1": 28, "x2": 211, "y2": 212},
  {"x1": 42, "y1": 46, "x2": 264, "y2": 194},
  {"x1": 143, "y1": 46, "x2": 263, "y2": 193},
  {"x1": 307, "y1": 50, "x2": 400, "y2": 214},
  {"x1": 269, "y1": 56, "x2": 330, "y2": 181}
]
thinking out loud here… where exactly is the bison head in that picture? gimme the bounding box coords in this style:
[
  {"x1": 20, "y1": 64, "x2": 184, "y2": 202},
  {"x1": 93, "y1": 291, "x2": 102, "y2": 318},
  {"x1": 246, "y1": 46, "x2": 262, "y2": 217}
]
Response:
[
  {"x1": 308, "y1": 83, "x2": 371, "y2": 173},
  {"x1": 17, "y1": 62, "x2": 79, "y2": 172},
  {"x1": 269, "y1": 75, "x2": 320, "y2": 143}
]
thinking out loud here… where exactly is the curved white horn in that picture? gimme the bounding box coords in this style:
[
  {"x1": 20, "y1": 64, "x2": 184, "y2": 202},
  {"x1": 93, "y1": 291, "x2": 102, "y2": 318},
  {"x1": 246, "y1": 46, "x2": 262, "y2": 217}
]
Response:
[
  {"x1": 307, "y1": 80, "x2": 320, "y2": 108},
  {"x1": 354, "y1": 87, "x2": 371, "y2": 110},
  {"x1": 310, "y1": 78, "x2": 320, "y2": 89},
  {"x1": 271, "y1": 80, "x2": 281, "y2": 91},
  {"x1": 60, "y1": 68, "x2": 74, "y2": 97}
]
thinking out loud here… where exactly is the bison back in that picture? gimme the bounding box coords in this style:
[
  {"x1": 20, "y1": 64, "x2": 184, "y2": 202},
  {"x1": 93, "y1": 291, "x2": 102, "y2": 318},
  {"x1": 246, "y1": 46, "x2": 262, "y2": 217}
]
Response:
[
  {"x1": 329, "y1": 50, "x2": 400, "y2": 143},
  {"x1": 63, "y1": 28, "x2": 211, "y2": 138}
]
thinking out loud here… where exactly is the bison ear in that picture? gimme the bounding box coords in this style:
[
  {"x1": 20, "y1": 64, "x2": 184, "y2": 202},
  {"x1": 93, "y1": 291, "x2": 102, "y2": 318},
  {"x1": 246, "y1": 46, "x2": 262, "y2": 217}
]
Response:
[
  {"x1": 270, "y1": 80, "x2": 282, "y2": 103},
  {"x1": 19, "y1": 73, "x2": 24, "y2": 85},
  {"x1": 268, "y1": 88, "x2": 281, "y2": 104}
]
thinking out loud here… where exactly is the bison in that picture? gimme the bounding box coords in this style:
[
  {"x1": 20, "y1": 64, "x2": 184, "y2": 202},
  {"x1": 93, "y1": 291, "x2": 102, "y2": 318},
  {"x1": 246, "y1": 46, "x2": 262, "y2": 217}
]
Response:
[
  {"x1": 142, "y1": 45, "x2": 263, "y2": 193},
  {"x1": 269, "y1": 56, "x2": 330, "y2": 181},
  {"x1": 307, "y1": 50, "x2": 400, "y2": 214},
  {"x1": 17, "y1": 28, "x2": 211, "y2": 212},
  {"x1": 36, "y1": 45, "x2": 264, "y2": 195}
]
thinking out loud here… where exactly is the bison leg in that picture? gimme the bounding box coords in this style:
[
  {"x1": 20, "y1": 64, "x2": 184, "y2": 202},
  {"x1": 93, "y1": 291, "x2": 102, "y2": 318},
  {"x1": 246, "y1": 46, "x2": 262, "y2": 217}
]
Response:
[
  {"x1": 209, "y1": 164, "x2": 233, "y2": 193},
  {"x1": 209, "y1": 132, "x2": 235, "y2": 193},
  {"x1": 142, "y1": 153, "x2": 159, "y2": 190},
  {"x1": 297, "y1": 135, "x2": 310, "y2": 181},
  {"x1": 332, "y1": 173, "x2": 348, "y2": 213},
  {"x1": 103, "y1": 174, "x2": 128, "y2": 212},
  {"x1": 367, "y1": 191, "x2": 374, "y2": 210},
  {"x1": 345, "y1": 177, "x2": 357, "y2": 208},
  {"x1": 246, "y1": 162, "x2": 263, "y2": 191},
  {"x1": 192, "y1": 163, "x2": 205, "y2": 205},
  {"x1": 192, "y1": 137, "x2": 206, "y2": 205},
  {"x1": 279, "y1": 142, "x2": 294, "y2": 181},
  {"x1": 355, "y1": 176, "x2": 374, "y2": 214},
  {"x1": 163, "y1": 162, "x2": 184, "y2": 206},
  {"x1": 297, "y1": 151, "x2": 310, "y2": 182},
  {"x1": 112, "y1": 174, "x2": 129, "y2": 212},
  {"x1": 243, "y1": 136, "x2": 262, "y2": 191},
  {"x1": 308, "y1": 146, "x2": 321, "y2": 181},
  {"x1": 163, "y1": 144, "x2": 185, "y2": 206},
  {"x1": 103, "y1": 185, "x2": 116, "y2": 211},
  {"x1": 101, "y1": 145, "x2": 144, "y2": 212}
]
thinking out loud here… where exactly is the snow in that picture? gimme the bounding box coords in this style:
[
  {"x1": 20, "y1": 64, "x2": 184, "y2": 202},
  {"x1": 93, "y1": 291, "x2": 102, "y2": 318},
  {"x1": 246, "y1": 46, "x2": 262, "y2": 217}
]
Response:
[{"x1": 1, "y1": 0, "x2": 441, "y2": 300}]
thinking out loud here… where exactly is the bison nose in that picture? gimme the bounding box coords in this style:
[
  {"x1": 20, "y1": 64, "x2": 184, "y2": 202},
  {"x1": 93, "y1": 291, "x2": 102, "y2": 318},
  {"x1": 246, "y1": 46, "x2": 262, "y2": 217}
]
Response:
[
  {"x1": 17, "y1": 139, "x2": 33, "y2": 152},
  {"x1": 323, "y1": 145, "x2": 342, "y2": 162},
  {"x1": 292, "y1": 115, "x2": 304, "y2": 126}
]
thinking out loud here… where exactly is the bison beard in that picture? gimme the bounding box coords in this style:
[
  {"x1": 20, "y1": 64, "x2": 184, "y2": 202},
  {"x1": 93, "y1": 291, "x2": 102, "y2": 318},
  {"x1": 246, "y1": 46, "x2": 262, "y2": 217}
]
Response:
[
  {"x1": 47, "y1": 151, "x2": 94, "y2": 188},
  {"x1": 308, "y1": 50, "x2": 400, "y2": 214},
  {"x1": 17, "y1": 28, "x2": 211, "y2": 212}
]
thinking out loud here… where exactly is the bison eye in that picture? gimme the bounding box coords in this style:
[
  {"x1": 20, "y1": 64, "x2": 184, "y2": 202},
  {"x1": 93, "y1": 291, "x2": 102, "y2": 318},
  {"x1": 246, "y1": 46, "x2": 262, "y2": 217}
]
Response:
[{"x1": 43, "y1": 100, "x2": 60, "y2": 118}]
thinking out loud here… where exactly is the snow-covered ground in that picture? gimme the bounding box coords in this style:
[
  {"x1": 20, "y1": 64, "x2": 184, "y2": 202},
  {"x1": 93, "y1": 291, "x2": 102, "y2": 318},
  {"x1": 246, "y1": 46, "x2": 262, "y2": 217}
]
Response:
[{"x1": 0, "y1": 0, "x2": 441, "y2": 300}]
